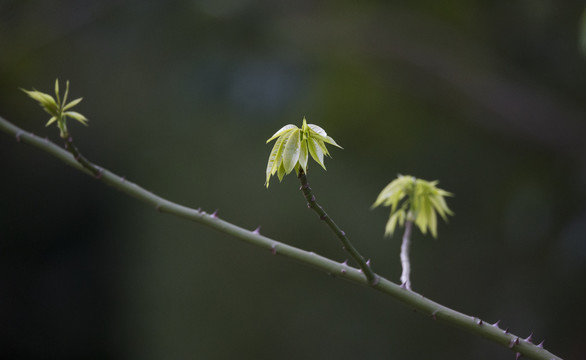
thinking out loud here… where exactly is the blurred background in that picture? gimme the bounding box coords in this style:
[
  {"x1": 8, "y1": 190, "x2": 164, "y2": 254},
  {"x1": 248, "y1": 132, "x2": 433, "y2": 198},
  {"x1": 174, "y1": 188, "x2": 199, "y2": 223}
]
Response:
[{"x1": 1, "y1": 1, "x2": 585, "y2": 359}]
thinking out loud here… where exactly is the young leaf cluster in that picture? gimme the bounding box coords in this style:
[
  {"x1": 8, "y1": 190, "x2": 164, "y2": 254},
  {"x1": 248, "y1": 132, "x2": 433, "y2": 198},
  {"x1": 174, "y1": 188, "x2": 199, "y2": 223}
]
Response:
[
  {"x1": 22, "y1": 79, "x2": 88, "y2": 138},
  {"x1": 373, "y1": 175, "x2": 453, "y2": 238},
  {"x1": 265, "y1": 117, "x2": 342, "y2": 187}
]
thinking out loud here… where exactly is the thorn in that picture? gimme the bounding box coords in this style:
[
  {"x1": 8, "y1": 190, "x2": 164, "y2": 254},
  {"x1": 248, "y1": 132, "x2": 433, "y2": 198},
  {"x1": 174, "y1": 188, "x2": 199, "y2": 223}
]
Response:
[
  {"x1": 340, "y1": 230, "x2": 345, "y2": 236},
  {"x1": 431, "y1": 310, "x2": 438, "y2": 320},
  {"x1": 508, "y1": 337, "x2": 520, "y2": 348},
  {"x1": 340, "y1": 268, "x2": 346, "y2": 274},
  {"x1": 15, "y1": 131, "x2": 22, "y2": 142},
  {"x1": 492, "y1": 320, "x2": 501, "y2": 328},
  {"x1": 155, "y1": 204, "x2": 162, "y2": 212},
  {"x1": 196, "y1": 208, "x2": 201, "y2": 212},
  {"x1": 252, "y1": 226, "x2": 261, "y2": 234},
  {"x1": 366, "y1": 259, "x2": 371, "y2": 266},
  {"x1": 477, "y1": 319, "x2": 483, "y2": 326},
  {"x1": 320, "y1": 214, "x2": 327, "y2": 220},
  {"x1": 504, "y1": 328, "x2": 510, "y2": 334},
  {"x1": 95, "y1": 168, "x2": 104, "y2": 179},
  {"x1": 270, "y1": 244, "x2": 277, "y2": 255},
  {"x1": 516, "y1": 352, "x2": 522, "y2": 360},
  {"x1": 524, "y1": 333, "x2": 533, "y2": 343},
  {"x1": 310, "y1": 195, "x2": 316, "y2": 202},
  {"x1": 341, "y1": 260, "x2": 348, "y2": 266},
  {"x1": 121, "y1": 176, "x2": 126, "y2": 182},
  {"x1": 537, "y1": 340, "x2": 544, "y2": 348},
  {"x1": 400, "y1": 282, "x2": 407, "y2": 289},
  {"x1": 210, "y1": 209, "x2": 219, "y2": 218},
  {"x1": 306, "y1": 203, "x2": 311, "y2": 208}
]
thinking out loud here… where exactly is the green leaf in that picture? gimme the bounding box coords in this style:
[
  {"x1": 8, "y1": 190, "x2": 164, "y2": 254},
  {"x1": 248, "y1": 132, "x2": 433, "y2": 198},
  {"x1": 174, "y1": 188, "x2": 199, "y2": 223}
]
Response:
[
  {"x1": 307, "y1": 137, "x2": 325, "y2": 169},
  {"x1": 54, "y1": 79, "x2": 61, "y2": 105},
  {"x1": 323, "y1": 135, "x2": 342, "y2": 148},
  {"x1": 428, "y1": 206, "x2": 438, "y2": 238},
  {"x1": 277, "y1": 161, "x2": 286, "y2": 181},
  {"x1": 307, "y1": 124, "x2": 343, "y2": 149},
  {"x1": 385, "y1": 209, "x2": 405, "y2": 236},
  {"x1": 282, "y1": 129, "x2": 301, "y2": 173},
  {"x1": 45, "y1": 116, "x2": 58, "y2": 127},
  {"x1": 265, "y1": 131, "x2": 291, "y2": 187},
  {"x1": 62, "y1": 80, "x2": 70, "y2": 107},
  {"x1": 266, "y1": 135, "x2": 286, "y2": 183},
  {"x1": 429, "y1": 194, "x2": 452, "y2": 221},
  {"x1": 63, "y1": 97, "x2": 83, "y2": 111},
  {"x1": 22, "y1": 90, "x2": 57, "y2": 110},
  {"x1": 299, "y1": 138, "x2": 308, "y2": 171},
  {"x1": 266, "y1": 124, "x2": 296, "y2": 143},
  {"x1": 65, "y1": 111, "x2": 89, "y2": 125},
  {"x1": 372, "y1": 176, "x2": 412, "y2": 209},
  {"x1": 316, "y1": 139, "x2": 331, "y2": 157},
  {"x1": 307, "y1": 123, "x2": 327, "y2": 136}
]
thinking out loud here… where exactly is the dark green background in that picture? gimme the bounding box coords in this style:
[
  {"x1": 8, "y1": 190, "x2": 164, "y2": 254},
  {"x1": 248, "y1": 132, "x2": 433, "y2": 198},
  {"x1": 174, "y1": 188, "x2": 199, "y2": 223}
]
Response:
[{"x1": 1, "y1": 1, "x2": 585, "y2": 359}]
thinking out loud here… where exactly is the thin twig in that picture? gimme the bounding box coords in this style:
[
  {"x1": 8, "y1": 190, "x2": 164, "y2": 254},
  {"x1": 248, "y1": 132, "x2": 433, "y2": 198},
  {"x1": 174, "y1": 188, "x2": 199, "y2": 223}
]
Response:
[
  {"x1": 298, "y1": 169, "x2": 379, "y2": 285},
  {"x1": 400, "y1": 219, "x2": 413, "y2": 289},
  {"x1": 64, "y1": 136, "x2": 102, "y2": 178}
]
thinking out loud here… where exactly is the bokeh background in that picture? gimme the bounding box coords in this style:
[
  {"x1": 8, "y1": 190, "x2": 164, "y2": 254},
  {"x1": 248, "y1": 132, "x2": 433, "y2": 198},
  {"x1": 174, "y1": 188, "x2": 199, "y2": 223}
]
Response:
[{"x1": 1, "y1": 1, "x2": 585, "y2": 359}]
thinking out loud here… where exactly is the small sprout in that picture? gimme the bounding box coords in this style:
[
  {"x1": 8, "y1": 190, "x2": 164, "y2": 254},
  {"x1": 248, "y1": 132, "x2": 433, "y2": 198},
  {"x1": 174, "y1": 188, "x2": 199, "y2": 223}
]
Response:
[
  {"x1": 265, "y1": 117, "x2": 342, "y2": 188},
  {"x1": 372, "y1": 175, "x2": 453, "y2": 238},
  {"x1": 22, "y1": 79, "x2": 88, "y2": 138}
]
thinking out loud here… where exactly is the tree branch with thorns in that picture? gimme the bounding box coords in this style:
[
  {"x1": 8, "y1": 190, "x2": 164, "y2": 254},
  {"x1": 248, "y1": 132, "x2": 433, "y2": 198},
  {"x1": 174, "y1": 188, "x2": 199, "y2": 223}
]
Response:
[{"x1": 0, "y1": 80, "x2": 564, "y2": 360}]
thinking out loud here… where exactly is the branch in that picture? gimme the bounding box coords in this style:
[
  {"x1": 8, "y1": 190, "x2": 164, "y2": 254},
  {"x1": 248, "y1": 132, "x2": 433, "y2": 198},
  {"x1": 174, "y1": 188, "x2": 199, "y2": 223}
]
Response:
[
  {"x1": 0, "y1": 115, "x2": 563, "y2": 360},
  {"x1": 298, "y1": 169, "x2": 378, "y2": 285}
]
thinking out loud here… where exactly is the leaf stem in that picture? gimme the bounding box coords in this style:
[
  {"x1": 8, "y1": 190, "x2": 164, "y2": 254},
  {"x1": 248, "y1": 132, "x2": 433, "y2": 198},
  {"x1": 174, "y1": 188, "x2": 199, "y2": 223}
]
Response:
[
  {"x1": 297, "y1": 169, "x2": 379, "y2": 285},
  {"x1": 400, "y1": 219, "x2": 413, "y2": 289}
]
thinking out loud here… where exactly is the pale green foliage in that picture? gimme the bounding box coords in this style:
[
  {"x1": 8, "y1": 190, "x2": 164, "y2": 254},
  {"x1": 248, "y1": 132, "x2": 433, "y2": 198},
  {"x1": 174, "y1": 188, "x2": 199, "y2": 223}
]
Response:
[
  {"x1": 265, "y1": 117, "x2": 342, "y2": 188},
  {"x1": 373, "y1": 175, "x2": 453, "y2": 238},
  {"x1": 22, "y1": 79, "x2": 88, "y2": 138}
]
